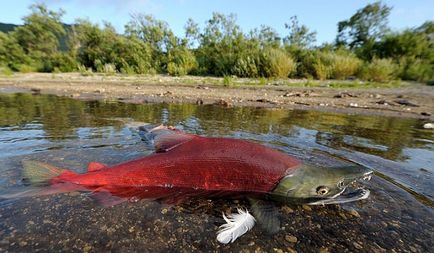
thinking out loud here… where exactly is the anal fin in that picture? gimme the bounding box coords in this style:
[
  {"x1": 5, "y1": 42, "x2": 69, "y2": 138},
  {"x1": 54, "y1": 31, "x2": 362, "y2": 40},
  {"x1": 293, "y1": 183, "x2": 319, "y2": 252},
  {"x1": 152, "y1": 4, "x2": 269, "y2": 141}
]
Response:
[
  {"x1": 87, "y1": 162, "x2": 108, "y2": 172},
  {"x1": 88, "y1": 191, "x2": 127, "y2": 207}
]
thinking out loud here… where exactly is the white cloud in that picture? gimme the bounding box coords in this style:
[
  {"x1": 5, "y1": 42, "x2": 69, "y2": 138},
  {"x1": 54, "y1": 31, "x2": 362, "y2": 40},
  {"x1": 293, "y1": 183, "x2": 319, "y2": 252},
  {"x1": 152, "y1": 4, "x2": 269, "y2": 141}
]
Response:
[{"x1": 43, "y1": 0, "x2": 162, "y2": 14}]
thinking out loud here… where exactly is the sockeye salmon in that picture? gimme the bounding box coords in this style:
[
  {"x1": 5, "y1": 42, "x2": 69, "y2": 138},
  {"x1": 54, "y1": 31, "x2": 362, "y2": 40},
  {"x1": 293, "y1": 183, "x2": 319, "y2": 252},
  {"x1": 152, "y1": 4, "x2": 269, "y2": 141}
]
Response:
[{"x1": 3, "y1": 125, "x2": 374, "y2": 243}]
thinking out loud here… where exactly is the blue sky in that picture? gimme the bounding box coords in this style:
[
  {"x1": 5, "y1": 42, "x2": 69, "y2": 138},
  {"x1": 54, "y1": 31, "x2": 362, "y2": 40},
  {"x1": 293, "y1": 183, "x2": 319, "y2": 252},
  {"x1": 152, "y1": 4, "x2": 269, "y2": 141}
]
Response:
[{"x1": 1, "y1": 0, "x2": 433, "y2": 44}]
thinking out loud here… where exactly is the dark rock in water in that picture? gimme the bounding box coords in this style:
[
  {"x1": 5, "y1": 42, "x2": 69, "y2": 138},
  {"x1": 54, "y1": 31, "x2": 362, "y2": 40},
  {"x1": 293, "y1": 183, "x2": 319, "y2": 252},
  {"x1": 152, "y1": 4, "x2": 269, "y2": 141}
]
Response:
[
  {"x1": 420, "y1": 112, "x2": 431, "y2": 116},
  {"x1": 334, "y1": 92, "x2": 357, "y2": 98},
  {"x1": 30, "y1": 88, "x2": 41, "y2": 94},
  {"x1": 196, "y1": 85, "x2": 209, "y2": 90},
  {"x1": 214, "y1": 99, "x2": 232, "y2": 107},
  {"x1": 394, "y1": 99, "x2": 419, "y2": 107},
  {"x1": 196, "y1": 99, "x2": 204, "y2": 105},
  {"x1": 376, "y1": 100, "x2": 389, "y2": 105}
]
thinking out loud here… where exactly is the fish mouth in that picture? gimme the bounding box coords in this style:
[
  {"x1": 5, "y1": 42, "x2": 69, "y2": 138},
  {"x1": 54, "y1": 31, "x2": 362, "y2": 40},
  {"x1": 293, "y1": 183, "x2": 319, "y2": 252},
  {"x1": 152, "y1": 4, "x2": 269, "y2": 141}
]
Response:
[{"x1": 308, "y1": 171, "x2": 373, "y2": 205}]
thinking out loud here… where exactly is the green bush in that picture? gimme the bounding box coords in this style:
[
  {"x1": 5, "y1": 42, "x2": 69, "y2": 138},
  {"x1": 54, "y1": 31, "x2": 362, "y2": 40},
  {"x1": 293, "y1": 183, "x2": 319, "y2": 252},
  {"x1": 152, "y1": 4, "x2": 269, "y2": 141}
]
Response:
[
  {"x1": 288, "y1": 48, "x2": 318, "y2": 79},
  {"x1": 359, "y1": 58, "x2": 399, "y2": 82},
  {"x1": 260, "y1": 48, "x2": 296, "y2": 78},
  {"x1": 223, "y1": 75, "x2": 234, "y2": 86},
  {"x1": 399, "y1": 57, "x2": 433, "y2": 83},
  {"x1": 312, "y1": 51, "x2": 333, "y2": 80},
  {"x1": 0, "y1": 66, "x2": 13, "y2": 76},
  {"x1": 0, "y1": 32, "x2": 31, "y2": 71},
  {"x1": 39, "y1": 53, "x2": 77, "y2": 72},
  {"x1": 167, "y1": 47, "x2": 197, "y2": 76},
  {"x1": 232, "y1": 55, "x2": 259, "y2": 78},
  {"x1": 78, "y1": 64, "x2": 93, "y2": 76},
  {"x1": 310, "y1": 51, "x2": 362, "y2": 80},
  {"x1": 330, "y1": 53, "x2": 362, "y2": 79},
  {"x1": 313, "y1": 61, "x2": 331, "y2": 80},
  {"x1": 102, "y1": 63, "x2": 116, "y2": 74},
  {"x1": 111, "y1": 37, "x2": 153, "y2": 74},
  {"x1": 18, "y1": 64, "x2": 37, "y2": 73}
]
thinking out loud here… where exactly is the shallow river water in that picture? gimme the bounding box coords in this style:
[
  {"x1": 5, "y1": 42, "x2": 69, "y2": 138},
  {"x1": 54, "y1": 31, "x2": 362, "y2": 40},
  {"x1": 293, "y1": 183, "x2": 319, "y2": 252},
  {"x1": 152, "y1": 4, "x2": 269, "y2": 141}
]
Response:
[{"x1": 0, "y1": 93, "x2": 433, "y2": 252}]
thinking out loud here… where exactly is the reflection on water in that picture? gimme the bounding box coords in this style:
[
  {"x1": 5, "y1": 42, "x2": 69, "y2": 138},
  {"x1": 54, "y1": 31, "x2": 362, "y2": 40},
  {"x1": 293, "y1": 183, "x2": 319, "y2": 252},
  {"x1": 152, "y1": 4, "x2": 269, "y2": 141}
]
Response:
[{"x1": 0, "y1": 93, "x2": 433, "y2": 252}]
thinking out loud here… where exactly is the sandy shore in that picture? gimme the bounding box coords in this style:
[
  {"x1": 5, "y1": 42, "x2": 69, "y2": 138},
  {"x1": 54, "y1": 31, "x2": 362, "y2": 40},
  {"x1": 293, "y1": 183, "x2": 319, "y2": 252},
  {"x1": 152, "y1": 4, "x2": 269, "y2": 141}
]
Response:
[{"x1": 0, "y1": 73, "x2": 433, "y2": 119}]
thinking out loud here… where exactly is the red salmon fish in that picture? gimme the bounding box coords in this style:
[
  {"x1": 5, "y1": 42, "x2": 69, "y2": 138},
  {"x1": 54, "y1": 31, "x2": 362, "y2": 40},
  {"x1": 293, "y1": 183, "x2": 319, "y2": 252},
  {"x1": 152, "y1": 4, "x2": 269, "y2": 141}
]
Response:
[
  {"x1": 19, "y1": 125, "x2": 301, "y2": 206},
  {"x1": 5, "y1": 125, "x2": 373, "y2": 244}
]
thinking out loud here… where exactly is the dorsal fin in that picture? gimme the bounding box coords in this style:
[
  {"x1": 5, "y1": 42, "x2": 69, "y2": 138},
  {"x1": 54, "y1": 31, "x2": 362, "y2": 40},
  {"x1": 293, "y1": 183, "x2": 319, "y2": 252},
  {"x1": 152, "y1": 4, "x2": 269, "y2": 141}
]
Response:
[
  {"x1": 139, "y1": 125, "x2": 194, "y2": 152},
  {"x1": 87, "y1": 162, "x2": 108, "y2": 172}
]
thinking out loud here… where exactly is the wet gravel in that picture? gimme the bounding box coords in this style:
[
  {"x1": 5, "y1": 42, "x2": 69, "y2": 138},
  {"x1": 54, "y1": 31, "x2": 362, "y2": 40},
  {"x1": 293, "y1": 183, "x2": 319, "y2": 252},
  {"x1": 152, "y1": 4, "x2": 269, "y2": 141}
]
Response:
[{"x1": 1, "y1": 174, "x2": 433, "y2": 253}]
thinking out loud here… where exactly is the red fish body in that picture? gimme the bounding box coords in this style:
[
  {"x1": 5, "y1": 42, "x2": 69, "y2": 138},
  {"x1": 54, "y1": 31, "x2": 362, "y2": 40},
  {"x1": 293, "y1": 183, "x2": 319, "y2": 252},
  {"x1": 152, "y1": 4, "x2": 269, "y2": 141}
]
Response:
[{"x1": 34, "y1": 127, "x2": 301, "y2": 203}]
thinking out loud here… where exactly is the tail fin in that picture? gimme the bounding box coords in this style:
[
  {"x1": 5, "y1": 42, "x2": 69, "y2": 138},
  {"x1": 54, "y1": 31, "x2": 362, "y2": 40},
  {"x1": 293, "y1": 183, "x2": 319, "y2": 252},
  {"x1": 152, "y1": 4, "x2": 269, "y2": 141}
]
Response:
[
  {"x1": 22, "y1": 160, "x2": 66, "y2": 186},
  {"x1": 0, "y1": 161, "x2": 79, "y2": 201}
]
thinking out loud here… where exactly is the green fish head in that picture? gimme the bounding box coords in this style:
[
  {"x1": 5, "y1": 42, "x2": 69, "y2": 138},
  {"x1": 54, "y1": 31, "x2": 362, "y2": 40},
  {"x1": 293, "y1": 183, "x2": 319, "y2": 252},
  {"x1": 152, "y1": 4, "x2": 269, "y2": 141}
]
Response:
[{"x1": 272, "y1": 164, "x2": 373, "y2": 205}]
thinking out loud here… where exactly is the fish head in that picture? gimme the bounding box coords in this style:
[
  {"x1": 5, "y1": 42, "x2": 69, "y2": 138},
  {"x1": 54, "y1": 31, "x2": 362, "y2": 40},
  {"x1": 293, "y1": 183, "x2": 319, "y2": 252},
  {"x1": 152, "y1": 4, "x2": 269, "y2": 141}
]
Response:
[{"x1": 272, "y1": 164, "x2": 373, "y2": 205}]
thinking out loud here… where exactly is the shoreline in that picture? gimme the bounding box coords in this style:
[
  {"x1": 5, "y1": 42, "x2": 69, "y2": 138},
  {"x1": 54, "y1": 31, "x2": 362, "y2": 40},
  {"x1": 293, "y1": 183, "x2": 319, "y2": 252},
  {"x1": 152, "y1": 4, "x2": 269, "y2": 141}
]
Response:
[{"x1": 0, "y1": 73, "x2": 433, "y2": 120}]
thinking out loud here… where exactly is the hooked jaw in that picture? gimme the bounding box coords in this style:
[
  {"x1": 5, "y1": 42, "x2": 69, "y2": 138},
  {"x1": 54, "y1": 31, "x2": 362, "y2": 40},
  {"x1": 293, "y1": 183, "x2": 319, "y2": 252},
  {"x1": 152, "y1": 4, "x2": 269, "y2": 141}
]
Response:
[
  {"x1": 308, "y1": 170, "x2": 373, "y2": 205},
  {"x1": 272, "y1": 164, "x2": 374, "y2": 205}
]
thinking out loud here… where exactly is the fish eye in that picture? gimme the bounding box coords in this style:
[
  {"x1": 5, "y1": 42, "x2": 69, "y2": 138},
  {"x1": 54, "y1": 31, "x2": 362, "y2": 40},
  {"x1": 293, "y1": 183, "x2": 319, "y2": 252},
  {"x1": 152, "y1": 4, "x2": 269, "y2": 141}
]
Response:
[{"x1": 316, "y1": 186, "x2": 329, "y2": 196}]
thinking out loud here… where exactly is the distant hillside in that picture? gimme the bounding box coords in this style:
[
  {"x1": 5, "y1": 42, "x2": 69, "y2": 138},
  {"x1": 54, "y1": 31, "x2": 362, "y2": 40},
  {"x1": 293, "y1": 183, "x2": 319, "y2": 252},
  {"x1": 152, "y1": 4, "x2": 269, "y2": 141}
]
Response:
[
  {"x1": 0, "y1": 22, "x2": 70, "y2": 51},
  {"x1": 0, "y1": 22, "x2": 19, "y2": 33}
]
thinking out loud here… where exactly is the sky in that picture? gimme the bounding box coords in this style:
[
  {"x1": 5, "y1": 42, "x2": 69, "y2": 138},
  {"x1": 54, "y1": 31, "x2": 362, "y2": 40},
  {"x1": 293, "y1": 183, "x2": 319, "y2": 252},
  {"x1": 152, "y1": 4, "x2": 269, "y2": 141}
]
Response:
[{"x1": 1, "y1": 0, "x2": 433, "y2": 44}]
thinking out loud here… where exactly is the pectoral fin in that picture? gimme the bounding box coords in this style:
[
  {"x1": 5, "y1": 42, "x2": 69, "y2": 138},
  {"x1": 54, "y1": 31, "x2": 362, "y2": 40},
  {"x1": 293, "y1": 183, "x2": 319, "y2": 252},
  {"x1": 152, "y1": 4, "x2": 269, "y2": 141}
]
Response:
[{"x1": 249, "y1": 198, "x2": 281, "y2": 234}]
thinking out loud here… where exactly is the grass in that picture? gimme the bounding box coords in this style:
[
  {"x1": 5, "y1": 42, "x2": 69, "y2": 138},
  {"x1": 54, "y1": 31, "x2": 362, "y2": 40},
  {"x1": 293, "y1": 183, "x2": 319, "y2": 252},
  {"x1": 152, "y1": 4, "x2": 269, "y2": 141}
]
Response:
[
  {"x1": 0, "y1": 66, "x2": 13, "y2": 76},
  {"x1": 0, "y1": 71, "x2": 408, "y2": 89}
]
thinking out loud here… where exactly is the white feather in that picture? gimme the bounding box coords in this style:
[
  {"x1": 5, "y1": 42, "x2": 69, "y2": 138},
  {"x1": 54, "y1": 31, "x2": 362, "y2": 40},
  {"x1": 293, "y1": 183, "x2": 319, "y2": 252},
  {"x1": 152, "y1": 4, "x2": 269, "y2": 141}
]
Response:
[{"x1": 216, "y1": 208, "x2": 256, "y2": 244}]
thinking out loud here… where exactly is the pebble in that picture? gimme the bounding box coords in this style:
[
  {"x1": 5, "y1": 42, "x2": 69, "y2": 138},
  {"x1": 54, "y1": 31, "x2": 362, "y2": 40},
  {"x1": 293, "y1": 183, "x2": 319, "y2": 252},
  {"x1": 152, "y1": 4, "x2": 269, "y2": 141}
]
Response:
[
  {"x1": 349, "y1": 209, "x2": 360, "y2": 218},
  {"x1": 161, "y1": 208, "x2": 168, "y2": 214},
  {"x1": 83, "y1": 245, "x2": 92, "y2": 253},
  {"x1": 287, "y1": 248, "x2": 297, "y2": 253},
  {"x1": 42, "y1": 219, "x2": 52, "y2": 224},
  {"x1": 423, "y1": 123, "x2": 434, "y2": 129},
  {"x1": 302, "y1": 205, "x2": 312, "y2": 211},
  {"x1": 318, "y1": 248, "x2": 329, "y2": 253},
  {"x1": 353, "y1": 242, "x2": 363, "y2": 249},
  {"x1": 18, "y1": 241, "x2": 28, "y2": 247},
  {"x1": 285, "y1": 235, "x2": 298, "y2": 243},
  {"x1": 273, "y1": 248, "x2": 283, "y2": 253},
  {"x1": 281, "y1": 206, "x2": 294, "y2": 214}
]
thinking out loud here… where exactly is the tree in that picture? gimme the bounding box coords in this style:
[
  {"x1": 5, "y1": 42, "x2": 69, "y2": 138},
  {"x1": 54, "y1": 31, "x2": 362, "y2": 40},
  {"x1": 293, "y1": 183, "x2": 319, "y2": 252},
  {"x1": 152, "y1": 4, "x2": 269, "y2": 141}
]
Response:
[
  {"x1": 13, "y1": 3, "x2": 66, "y2": 58},
  {"x1": 375, "y1": 21, "x2": 433, "y2": 82},
  {"x1": 336, "y1": 1, "x2": 391, "y2": 59},
  {"x1": 196, "y1": 12, "x2": 246, "y2": 76},
  {"x1": 284, "y1": 16, "x2": 316, "y2": 48},
  {"x1": 125, "y1": 14, "x2": 176, "y2": 52},
  {"x1": 183, "y1": 18, "x2": 200, "y2": 48},
  {"x1": 70, "y1": 20, "x2": 117, "y2": 70},
  {"x1": 125, "y1": 14, "x2": 176, "y2": 72},
  {"x1": 248, "y1": 25, "x2": 281, "y2": 48},
  {"x1": 0, "y1": 32, "x2": 30, "y2": 70}
]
